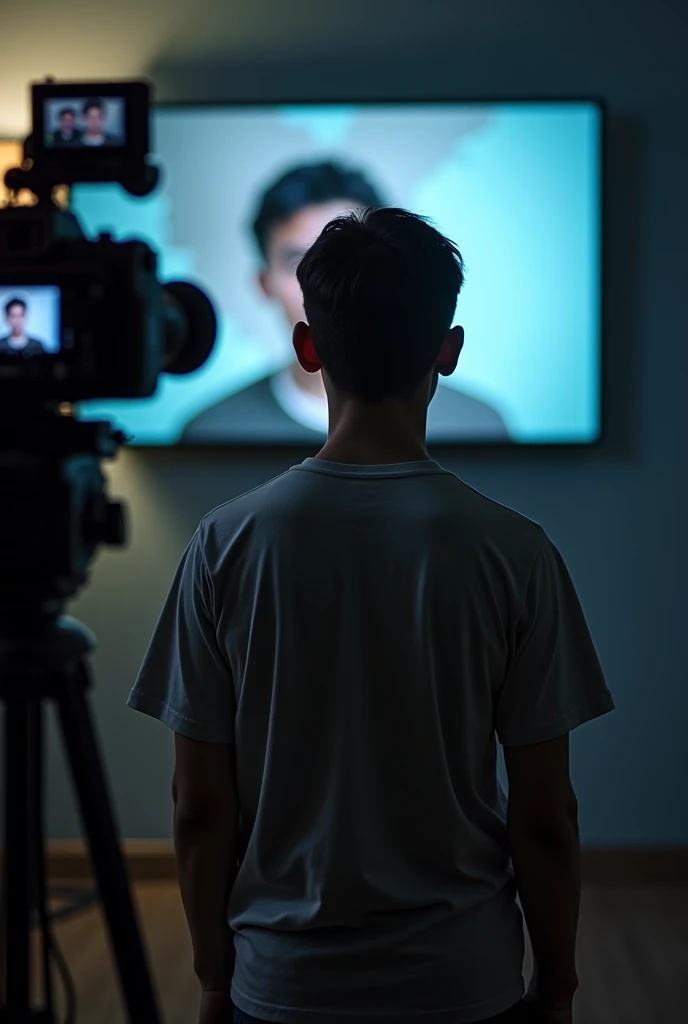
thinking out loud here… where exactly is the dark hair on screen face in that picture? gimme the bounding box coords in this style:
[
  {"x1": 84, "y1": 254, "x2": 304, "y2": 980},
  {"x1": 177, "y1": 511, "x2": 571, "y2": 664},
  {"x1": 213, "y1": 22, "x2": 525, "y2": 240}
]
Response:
[
  {"x1": 4, "y1": 297, "x2": 27, "y2": 317},
  {"x1": 252, "y1": 161, "x2": 385, "y2": 260},
  {"x1": 296, "y1": 207, "x2": 464, "y2": 402},
  {"x1": 83, "y1": 99, "x2": 104, "y2": 116},
  {"x1": 58, "y1": 107, "x2": 75, "y2": 120}
]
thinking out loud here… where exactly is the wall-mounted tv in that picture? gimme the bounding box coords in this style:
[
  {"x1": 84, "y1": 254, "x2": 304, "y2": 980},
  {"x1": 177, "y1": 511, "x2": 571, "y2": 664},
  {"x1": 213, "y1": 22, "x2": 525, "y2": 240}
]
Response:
[{"x1": 70, "y1": 100, "x2": 603, "y2": 447}]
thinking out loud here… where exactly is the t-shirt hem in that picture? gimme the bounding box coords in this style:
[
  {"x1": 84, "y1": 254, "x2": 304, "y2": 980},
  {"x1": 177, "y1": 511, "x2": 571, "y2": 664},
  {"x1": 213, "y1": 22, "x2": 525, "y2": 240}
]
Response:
[
  {"x1": 498, "y1": 689, "x2": 615, "y2": 747},
  {"x1": 230, "y1": 984, "x2": 525, "y2": 1024},
  {"x1": 126, "y1": 691, "x2": 234, "y2": 744}
]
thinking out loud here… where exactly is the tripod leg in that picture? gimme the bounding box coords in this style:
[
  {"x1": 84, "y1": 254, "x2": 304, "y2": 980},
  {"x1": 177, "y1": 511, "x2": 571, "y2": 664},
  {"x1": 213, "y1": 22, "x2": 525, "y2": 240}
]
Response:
[
  {"x1": 28, "y1": 704, "x2": 54, "y2": 1016},
  {"x1": 55, "y1": 665, "x2": 162, "y2": 1024},
  {"x1": 3, "y1": 699, "x2": 33, "y2": 1013}
]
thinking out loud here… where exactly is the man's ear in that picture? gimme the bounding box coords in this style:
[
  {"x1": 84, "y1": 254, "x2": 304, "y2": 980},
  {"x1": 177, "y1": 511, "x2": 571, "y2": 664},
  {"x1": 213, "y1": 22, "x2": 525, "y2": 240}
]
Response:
[
  {"x1": 258, "y1": 269, "x2": 272, "y2": 299},
  {"x1": 293, "y1": 321, "x2": 322, "y2": 373},
  {"x1": 436, "y1": 325, "x2": 464, "y2": 377}
]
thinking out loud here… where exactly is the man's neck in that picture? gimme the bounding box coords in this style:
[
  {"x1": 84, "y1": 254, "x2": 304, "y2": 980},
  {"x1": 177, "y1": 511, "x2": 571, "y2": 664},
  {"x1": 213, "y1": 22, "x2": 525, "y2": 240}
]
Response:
[
  {"x1": 316, "y1": 406, "x2": 431, "y2": 466},
  {"x1": 286, "y1": 362, "x2": 432, "y2": 465}
]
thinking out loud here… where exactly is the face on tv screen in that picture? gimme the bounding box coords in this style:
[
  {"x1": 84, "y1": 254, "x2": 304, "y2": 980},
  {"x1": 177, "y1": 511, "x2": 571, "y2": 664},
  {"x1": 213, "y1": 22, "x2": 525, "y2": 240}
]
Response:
[{"x1": 71, "y1": 101, "x2": 602, "y2": 446}]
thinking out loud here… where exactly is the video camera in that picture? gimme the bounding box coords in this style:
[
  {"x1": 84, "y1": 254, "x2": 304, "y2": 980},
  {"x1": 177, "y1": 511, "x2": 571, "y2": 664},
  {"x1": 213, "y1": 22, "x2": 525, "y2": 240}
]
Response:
[
  {"x1": 0, "y1": 77, "x2": 216, "y2": 403},
  {"x1": 0, "y1": 78, "x2": 214, "y2": 1024},
  {"x1": 0, "y1": 77, "x2": 217, "y2": 609}
]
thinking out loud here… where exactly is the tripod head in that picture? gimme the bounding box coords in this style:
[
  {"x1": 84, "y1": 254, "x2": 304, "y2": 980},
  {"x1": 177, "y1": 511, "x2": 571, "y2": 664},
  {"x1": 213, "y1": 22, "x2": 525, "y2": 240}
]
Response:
[{"x1": 0, "y1": 408, "x2": 126, "y2": 620}]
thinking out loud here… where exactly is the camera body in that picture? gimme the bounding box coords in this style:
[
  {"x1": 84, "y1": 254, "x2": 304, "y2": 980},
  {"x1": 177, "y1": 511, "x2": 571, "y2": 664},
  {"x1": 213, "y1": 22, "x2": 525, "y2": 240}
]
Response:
[{"x1": 0, "y1": 206, "x2": 165, "y2": 401}]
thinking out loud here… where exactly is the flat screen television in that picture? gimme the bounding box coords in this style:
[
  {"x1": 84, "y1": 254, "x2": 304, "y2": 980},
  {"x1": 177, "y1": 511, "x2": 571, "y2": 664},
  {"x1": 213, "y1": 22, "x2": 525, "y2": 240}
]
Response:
[{"x1": 69, "y1": 100, "x2": 603, "y2": 447}]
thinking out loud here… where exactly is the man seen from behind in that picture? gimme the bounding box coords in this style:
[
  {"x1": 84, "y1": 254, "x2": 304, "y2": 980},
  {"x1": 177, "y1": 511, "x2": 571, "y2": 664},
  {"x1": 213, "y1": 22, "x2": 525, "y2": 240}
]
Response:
[{"x1": 129, "y1": 208, "x2": 615, "y2": 1024}]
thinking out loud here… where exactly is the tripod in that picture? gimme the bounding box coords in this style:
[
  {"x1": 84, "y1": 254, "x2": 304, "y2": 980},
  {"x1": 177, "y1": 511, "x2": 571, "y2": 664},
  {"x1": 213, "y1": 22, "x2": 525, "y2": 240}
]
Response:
[{"x1": 0, "y1": 614, "x2": 163, "y2": 1023}]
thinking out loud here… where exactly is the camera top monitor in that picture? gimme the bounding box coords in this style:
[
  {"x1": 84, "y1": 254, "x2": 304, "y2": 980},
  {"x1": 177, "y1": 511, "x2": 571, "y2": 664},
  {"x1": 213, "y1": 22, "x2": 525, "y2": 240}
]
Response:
[{"x1": 30, "y1": 80, "x2": 150, "y2": 188}]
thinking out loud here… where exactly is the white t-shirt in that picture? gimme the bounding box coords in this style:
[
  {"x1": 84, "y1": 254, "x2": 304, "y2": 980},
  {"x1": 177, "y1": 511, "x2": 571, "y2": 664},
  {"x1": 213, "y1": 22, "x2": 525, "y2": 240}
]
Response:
[{"x1": 129, "y1": 458, "x2": 614, "y2": 1024}]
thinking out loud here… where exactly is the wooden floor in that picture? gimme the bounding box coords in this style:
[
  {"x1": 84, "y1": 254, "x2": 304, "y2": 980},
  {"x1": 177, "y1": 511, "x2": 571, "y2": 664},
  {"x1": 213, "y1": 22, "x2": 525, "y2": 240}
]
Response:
[{"x1": 25, "y1": 882, "x2": 688, "y2": 1024}]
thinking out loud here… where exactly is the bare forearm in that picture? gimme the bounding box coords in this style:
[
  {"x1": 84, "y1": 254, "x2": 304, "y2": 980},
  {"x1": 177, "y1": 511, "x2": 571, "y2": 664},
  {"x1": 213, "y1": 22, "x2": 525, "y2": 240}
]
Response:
[
  {"x1": 509, "y1": 818, "x2": 581, "y2": 1000},
  {"x1": 173, "y1": 808, "x2": 238, "y2": 988}
]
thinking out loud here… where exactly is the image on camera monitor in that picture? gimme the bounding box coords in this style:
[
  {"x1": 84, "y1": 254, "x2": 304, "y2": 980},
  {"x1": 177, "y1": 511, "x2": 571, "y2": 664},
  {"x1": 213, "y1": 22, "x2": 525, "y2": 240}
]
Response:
[
  {"x1": 44, "y1": 96, "x2": 125, "y2": 150},
  {"x1": 0, "y1": 286, "x2": 61, "y2": 356}
]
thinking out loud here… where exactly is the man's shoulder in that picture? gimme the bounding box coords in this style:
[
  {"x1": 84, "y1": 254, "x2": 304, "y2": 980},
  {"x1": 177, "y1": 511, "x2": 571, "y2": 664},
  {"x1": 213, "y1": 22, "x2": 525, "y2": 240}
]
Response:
[
  {"x1": 196, "y1": 467, "x2": 299, "y2": 562},
  {"x1": 179, "y1": 379, "x2": 270, "y2": 438},
  {"x1": 453, "y1": 474, "x2": 544, "y2": 541},
  {"x1": 428, "y1": 384, "x2": 510, "y2": 440},
  {"x1": 425, "y1": 474, "x2": 546, "y2": 592},
  {"x1": 192, "y1": 377, "x2": 273, "y2": 420},
  {"x1": 179, "y1": 374, "x2": 325, "y2": 443},
  {"x1": 22, "y1": 338, "x2": 46, "y2": 354}
]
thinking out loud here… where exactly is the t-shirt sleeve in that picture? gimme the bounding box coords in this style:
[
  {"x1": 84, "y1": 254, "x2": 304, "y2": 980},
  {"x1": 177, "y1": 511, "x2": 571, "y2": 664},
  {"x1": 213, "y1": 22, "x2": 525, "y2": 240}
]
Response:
[
  {"x1": 126, "y1": 524, "x2": 235, "y2": 744},
  {"x1": 495, "y1": 533, "x2": 615, "y2": 747}
]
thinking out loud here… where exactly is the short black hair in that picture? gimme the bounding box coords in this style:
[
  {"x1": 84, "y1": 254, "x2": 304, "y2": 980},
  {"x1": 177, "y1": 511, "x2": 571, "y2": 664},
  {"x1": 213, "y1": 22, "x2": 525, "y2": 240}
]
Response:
[
  {"x1": 4, "y1": 297, "x2": 27, "y2": 317},
  {"x1": 83, "y1": 98, "x2": 104, "y2": 117},
  {"x1": 252, "y1": 161, "x2": 384, "y2": 260},
  {"x1": 296, "y1": 207, "x2": 464, "y2": 402},
  {"x1": 58, "y1": 107, "x2": 75, "y2": 120}
]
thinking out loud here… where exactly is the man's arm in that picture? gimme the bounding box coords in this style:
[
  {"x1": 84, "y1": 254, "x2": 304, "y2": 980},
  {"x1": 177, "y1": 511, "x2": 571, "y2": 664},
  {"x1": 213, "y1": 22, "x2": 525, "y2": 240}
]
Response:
[
  {"x1": 172, "y1": 734, "x2": 240, "y2": 990},
  {"x1": 504, "y1": 734, "x2": 580, "y2": 1005}
]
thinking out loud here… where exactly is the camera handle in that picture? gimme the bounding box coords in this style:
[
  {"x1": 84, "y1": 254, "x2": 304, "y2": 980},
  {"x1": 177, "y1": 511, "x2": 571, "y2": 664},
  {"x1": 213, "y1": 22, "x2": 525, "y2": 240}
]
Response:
[{"x1": 0, "y1": 616, "x2": 162, "y2": 1023}]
